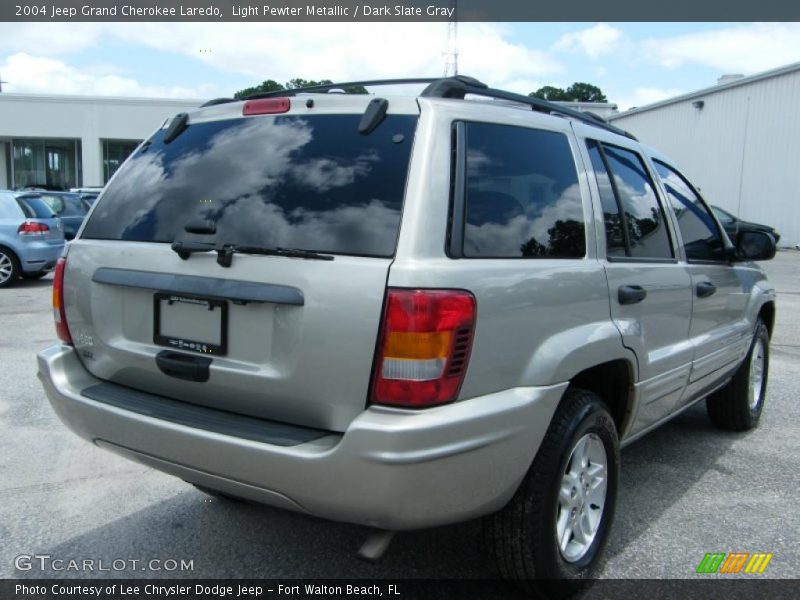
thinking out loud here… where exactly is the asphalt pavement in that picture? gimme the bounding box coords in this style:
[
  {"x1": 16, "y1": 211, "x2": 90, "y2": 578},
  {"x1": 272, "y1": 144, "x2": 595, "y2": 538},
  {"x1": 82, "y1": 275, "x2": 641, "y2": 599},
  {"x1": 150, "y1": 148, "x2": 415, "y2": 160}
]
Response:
[{"x1": 1, "y1": 253, "x2": 798, "y2": 581}]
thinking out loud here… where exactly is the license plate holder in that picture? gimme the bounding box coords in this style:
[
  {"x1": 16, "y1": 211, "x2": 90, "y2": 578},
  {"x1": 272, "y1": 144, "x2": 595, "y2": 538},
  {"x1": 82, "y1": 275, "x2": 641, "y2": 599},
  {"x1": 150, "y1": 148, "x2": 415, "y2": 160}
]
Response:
[{"x1": 153, "y1": 293, "x2": 228, "y2": 356}]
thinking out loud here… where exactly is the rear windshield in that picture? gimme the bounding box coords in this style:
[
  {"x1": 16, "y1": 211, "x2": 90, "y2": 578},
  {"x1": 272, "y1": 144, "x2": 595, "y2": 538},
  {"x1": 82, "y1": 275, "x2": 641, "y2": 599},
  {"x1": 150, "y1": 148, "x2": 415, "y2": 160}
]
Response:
[
  {"x1": 81, "y1": 113, "x2": 418, "y2": 257},
  {"x1": 17, "y1": 195, "x2": 57, "y2": 219},
  {"x1": 41, "y1": 193, "x2": 86, "y2": 217}
]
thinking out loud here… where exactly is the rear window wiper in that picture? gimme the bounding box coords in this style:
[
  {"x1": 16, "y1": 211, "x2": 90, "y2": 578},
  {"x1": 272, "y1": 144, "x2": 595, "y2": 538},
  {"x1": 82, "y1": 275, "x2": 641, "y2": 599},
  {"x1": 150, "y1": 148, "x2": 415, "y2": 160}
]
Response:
[{"x1": 171, "y1": 240, "x2": 334, "y2": 267}]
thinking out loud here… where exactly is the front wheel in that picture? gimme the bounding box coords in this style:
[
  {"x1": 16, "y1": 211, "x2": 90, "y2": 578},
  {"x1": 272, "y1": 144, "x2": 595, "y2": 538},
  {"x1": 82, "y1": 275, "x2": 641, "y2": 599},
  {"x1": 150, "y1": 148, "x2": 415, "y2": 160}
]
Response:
[
  {"x1": 706, "y1": 319, "x2": 770, "y2": 431},
  {"x1": 484, "y1": 388, "x2": 619, "y2": 598},
  {"x1": 0, "y1": 247, "x2": 20, "y2": 288}
]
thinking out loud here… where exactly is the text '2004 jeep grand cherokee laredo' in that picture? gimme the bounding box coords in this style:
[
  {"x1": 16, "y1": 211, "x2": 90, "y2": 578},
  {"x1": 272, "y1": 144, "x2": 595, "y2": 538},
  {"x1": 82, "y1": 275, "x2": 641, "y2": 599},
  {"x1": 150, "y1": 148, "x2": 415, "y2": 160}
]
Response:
[{"x1": 37, "y1": 76, "x2": 777, "y2": 596}]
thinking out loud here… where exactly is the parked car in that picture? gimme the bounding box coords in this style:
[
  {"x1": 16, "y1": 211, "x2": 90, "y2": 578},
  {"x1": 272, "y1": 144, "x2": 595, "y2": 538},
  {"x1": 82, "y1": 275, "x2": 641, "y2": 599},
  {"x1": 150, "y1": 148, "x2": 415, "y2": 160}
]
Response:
[
  {"x1": 37, "y1": 77, "x2": 777, "y2": 597},
  {"x1": 38, "y1": 192, "x2": 89, "y2": 240},
  {"x1": 711, "y1": 205, "x2": 781, "y2": 245},
  {"x1": 0, "y1": 191, "x2": 64, "y2": 287},
  {"x1": 67, "y1": 187, "x2": 103, "y2": 210}
]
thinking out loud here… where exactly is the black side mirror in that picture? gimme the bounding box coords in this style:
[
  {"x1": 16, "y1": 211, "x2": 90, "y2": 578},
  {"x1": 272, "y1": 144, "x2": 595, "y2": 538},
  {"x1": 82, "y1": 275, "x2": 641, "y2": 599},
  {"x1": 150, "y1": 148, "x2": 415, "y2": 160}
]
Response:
[{"x1": 735, "y1": 231, "x2": 776, "y2": 261}]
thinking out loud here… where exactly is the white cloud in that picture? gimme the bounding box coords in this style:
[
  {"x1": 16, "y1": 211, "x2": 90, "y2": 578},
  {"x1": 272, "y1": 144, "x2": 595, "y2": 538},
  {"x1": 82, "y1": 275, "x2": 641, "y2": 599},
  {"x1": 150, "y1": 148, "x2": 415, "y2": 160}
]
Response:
[
  {"x1": 615, "y1": 87, "x2": 684, "y2": 112},
  {"x1": 643, "y1": 23, "x2": 800, "y2": 73},
  {"x1": 0, "y1": 53, "x2": 215, "y2": 98},
  {"x1": 0, "y1": 23, "x2": 561, "y2": 98},
  {"x1": 554, "y1": 24, "x2": 622, "y2": 59},
  {"x1": 0, "y1": 23, "x2": 105, "y2": 55}
]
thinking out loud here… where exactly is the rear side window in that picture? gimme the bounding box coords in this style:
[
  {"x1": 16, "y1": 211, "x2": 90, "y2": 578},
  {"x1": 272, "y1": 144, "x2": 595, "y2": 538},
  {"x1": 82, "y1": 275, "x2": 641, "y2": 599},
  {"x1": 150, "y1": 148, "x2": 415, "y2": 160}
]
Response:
[
  {"x1": 81, "y1": 114, "x2": 418, "y2": 258},
  {"x1": 16, "y1": 196, "x2": 56, "y2": 219},
  {"x1": 588, "y1": 141, "x2": 673, "y2": 260},
  {"x1": 653, "y1": 160, "x2": 725, "y2": 262},
  {"x1": 460, "y1": 122, "x2": 585, "y2": 258},
  {"x1": 0, "y1": 194, "x2": 24, "y2": 218}
]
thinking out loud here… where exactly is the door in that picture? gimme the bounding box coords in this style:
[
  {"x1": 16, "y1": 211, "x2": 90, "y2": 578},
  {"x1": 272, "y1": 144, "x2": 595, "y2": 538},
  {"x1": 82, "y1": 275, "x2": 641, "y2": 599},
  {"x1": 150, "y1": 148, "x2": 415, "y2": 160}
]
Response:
[
  {"x1": 650, "y1": 160, "x2": 751, "y2": 403},
  {"x1": 583, "y1": 138, "x2": 693, "y2": 435}
]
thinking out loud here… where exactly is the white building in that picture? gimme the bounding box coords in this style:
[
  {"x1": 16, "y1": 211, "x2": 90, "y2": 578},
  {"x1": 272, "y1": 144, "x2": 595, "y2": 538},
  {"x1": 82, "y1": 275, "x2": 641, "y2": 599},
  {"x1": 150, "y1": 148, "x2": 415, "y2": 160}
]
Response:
[
  {"x1": 0, "y1": 93, "x2": 202, "y2": 189},
  {"x1": 609, "y1": 62, "x2": 800, "y2": 247},
  {"x1": 555, "y1": 101, "x2": 618, "y2": 119}
]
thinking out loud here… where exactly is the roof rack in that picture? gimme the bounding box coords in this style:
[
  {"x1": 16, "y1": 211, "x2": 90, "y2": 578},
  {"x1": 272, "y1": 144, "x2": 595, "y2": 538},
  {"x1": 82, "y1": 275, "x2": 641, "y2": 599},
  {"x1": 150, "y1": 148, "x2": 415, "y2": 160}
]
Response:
[
  {"x1": 239, "y1": 76, "x2": 636, "y2": 140},
  {"x1": 421, "y1": 76, "x2": 636, "y2": 140},
  {"x1": 242, "y1": 78, "x2": 441, "y2": 100}
]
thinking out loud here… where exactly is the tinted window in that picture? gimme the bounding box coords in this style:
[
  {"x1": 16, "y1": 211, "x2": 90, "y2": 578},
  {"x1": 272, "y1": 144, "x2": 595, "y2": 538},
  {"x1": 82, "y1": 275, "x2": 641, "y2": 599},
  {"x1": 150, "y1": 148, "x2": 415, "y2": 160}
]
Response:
[
  {"x1": 41, "y1": 193, "x2": 86, "y2": 217},
  {"x1": 462, "y1": 123, "x2": 584, "y2": 258},
  {"x1": 16, "y1": 195, "x2": 56, "y2": 219},
  {"x1": 654, "y1": 161, "x2": 725, "y2": 262},
  {"x1": 0, "y1": 194, "x2": 24, "y2": 219},
  {"x1": 594, "y1": 144, "x2": 673, "y2": 260},
  {"x1": 82, "y1": 114, "x2": 418, "y2": 258},
  {"x1": 586, "y1": 141, "x2": 626, "y2": 257}
]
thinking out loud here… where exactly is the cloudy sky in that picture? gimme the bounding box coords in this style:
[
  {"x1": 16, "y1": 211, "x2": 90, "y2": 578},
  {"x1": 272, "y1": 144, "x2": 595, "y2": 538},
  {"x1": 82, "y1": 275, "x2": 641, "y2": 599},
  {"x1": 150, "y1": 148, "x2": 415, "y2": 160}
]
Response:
[{"x1": 1, "y1": 22, "x2": 799, "y2": 110}]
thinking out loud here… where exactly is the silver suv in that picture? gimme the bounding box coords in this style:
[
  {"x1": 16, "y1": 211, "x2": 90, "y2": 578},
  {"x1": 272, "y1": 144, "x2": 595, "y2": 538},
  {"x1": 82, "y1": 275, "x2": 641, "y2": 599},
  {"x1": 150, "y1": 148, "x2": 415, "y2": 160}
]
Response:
[{"x1": 37, "y1": 76, "x2": 776, "y2": 595}]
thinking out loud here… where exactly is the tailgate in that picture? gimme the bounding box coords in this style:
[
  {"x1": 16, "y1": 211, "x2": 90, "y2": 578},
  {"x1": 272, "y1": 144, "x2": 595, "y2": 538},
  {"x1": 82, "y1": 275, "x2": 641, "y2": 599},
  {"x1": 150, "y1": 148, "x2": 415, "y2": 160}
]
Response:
[
  {"x1": 64, "y1": 240, "x2": 389, "y2": 432},
  {"x1": 62, "y1": 104, "x2": 418, "y2": 432}
]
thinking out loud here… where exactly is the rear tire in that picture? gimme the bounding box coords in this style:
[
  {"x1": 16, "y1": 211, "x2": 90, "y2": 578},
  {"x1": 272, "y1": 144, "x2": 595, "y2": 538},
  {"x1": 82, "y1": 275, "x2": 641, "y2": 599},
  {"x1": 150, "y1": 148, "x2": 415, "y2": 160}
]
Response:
[
  {"x1": 484, "y1": 388, "x2": 619, "y2": 598},
  {"x1": 0, "y1": 247, "x2": 20, "y2": 288},
  {"x1": 706, "y1": 319, "x2": 770, "y2": 431}
]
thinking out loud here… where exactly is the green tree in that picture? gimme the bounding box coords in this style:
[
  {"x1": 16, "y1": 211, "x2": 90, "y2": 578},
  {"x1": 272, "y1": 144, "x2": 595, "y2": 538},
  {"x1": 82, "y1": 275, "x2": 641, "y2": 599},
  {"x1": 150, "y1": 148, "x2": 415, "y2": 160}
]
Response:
[
  {"x1": 565, "y1": 82, "x2": 607, "y2": 103},
  {"x1": 233, "y1": 79, "x2": 284, "y2": 99},
  {"x1": 530, "y1": 85, "x2": 571, "y2": 101},
  {"x1": 234, "y1": 78, "x2": 368, "y2": 99},
  {"x1": 529, "y1": 82, "x2": 608, "y2": 103}
]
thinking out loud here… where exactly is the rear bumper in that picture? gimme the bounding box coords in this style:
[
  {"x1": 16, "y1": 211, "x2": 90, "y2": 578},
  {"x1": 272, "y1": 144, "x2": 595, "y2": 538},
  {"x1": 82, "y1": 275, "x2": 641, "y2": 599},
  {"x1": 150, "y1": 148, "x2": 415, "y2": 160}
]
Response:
[
  {"x1": 38, "y1": 344, "x2": 564, "y2": 530},
  {"x1": 19, "y1": 239, "x2": 63, "y2": 273}
]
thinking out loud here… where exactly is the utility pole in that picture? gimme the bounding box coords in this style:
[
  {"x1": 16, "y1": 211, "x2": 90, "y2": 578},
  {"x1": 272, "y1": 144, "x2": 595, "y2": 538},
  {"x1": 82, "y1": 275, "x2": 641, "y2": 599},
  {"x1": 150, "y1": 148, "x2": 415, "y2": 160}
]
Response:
[
  {"x1": 0, "y1": 75, "x2": 7, "y2": 92},
  {"x1": 443, "y1": 0, "x2": 458, "y2": 76}
]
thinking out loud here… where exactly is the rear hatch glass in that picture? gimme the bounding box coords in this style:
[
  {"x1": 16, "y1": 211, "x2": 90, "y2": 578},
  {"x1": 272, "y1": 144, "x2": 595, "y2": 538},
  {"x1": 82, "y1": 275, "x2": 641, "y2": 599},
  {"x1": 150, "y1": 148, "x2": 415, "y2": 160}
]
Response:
[
  {"x1": 82, "y1": 114, "x2": 417, "y2": 257},
  {"x1": 67, "y1": 110, "x2": 418, "y2": 432}
]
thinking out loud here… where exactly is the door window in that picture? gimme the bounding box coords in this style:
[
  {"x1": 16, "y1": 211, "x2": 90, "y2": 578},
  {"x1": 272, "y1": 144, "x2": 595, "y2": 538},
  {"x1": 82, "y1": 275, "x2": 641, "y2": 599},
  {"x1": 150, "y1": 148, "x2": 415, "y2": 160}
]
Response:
[
  {"x1": 588, "y1": 141, "x2": 673, "y2": 260},
  {"x1": 653, "y1": 160, "x2": 725, "y2": 262}
]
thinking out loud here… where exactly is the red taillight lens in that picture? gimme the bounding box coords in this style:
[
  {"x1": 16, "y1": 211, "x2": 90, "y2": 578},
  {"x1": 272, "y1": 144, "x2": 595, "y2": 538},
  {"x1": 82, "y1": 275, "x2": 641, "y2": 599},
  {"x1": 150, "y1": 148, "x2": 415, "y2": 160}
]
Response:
[
  {"x1": 18, "y1": 221, "x2": 49, "y2": 235},
  {"x1": 242, "y1": 98, "x2": 291, "y2": 116},
  {"x1": 53, "y1": 257, "x2": 72, "y2": 344},
  {"x1": 371, "y1": 289, "x2": 476, "y2": 408}
]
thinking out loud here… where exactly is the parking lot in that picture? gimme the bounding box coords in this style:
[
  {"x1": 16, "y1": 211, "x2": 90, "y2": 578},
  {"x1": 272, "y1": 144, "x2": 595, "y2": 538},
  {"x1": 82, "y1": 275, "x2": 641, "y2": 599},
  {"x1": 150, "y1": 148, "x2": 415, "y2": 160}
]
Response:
[{"x1": 1, "y1": 252, "x2": 798, "y2": 581}]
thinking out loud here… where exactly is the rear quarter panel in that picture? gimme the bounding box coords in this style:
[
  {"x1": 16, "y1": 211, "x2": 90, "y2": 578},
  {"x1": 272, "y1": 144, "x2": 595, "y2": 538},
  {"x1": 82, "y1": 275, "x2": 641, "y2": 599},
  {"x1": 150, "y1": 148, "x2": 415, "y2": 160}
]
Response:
[{"x1": 391, "y1": 100, "x2": 636, "y2": 397}]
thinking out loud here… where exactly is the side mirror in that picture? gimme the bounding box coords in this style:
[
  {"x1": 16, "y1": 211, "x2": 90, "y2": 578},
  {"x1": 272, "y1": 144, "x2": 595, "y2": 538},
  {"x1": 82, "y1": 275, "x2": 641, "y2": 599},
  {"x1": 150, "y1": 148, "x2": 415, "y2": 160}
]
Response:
[{"x1": 734, "y1": 231, "x2": 776, "y2": 261}]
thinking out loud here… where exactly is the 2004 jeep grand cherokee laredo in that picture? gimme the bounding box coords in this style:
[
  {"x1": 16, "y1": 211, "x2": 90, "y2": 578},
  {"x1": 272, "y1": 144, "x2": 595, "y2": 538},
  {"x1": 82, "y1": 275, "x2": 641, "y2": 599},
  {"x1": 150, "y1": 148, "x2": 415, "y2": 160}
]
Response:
[{"x1": 37, "y1": 76, "x2": 777, "y2": 597}]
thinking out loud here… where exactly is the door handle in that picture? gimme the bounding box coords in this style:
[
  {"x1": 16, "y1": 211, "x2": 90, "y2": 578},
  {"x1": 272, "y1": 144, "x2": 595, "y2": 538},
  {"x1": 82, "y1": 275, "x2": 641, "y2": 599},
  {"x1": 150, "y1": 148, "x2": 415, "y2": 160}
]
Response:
[
  {"x1": 156, "y1": 350, "x2": 212, "y2": 382},
  {"x1": 696, "y1": 281, "x2": 717, "y2": 298},
  {"x1": 618, "y1": 285, "x2": 647, "y2": 305}
]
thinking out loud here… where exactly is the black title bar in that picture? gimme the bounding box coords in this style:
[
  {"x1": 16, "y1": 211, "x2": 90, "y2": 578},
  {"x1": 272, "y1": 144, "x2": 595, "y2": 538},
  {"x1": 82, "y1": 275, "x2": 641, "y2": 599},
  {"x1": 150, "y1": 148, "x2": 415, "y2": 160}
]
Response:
[{"x1": 4, "y1": 0, "x2": 800, "y2": 22}]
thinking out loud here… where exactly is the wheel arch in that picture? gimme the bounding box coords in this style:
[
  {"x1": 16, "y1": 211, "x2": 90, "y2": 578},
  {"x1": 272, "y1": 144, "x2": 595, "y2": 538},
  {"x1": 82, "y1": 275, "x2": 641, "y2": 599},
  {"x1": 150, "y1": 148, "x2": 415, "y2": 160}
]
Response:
[
  {"x1": 758, "y1": 301, "x2": 775, "y2": 338},
  {"x1": 567, "y1": 360, "x2": 636, "y2": 439}
]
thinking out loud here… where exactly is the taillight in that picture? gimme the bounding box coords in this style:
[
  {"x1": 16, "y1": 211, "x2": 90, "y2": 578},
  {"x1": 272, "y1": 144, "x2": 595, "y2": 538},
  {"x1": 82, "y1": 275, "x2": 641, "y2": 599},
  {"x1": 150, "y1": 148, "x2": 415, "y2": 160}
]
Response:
[
  {"x1": 53, "y1": 257, "x2": 72, "y2": 344},
  {"x1": 18, "y1": 221, "x2": 49, "y2": 235},
  {"x1": 371, "y1": 289, "x2": 476, "y2": 408},
  {"x1": 243, "y1": 98, "x2": 291, "y2": 116}
]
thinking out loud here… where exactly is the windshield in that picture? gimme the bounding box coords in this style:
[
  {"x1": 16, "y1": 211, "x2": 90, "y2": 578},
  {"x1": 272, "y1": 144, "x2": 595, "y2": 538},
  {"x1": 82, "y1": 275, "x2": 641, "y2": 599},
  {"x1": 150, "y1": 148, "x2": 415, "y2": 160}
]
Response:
[{"x1": 81, "y1": 113, "x2": 418, "y2": 257}]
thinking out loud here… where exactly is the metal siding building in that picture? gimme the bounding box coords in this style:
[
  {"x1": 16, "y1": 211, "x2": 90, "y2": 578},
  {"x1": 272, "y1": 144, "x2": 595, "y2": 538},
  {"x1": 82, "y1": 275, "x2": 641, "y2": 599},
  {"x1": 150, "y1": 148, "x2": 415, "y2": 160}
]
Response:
[
  {"x1": 0, "y1": 94, "x2": 202, "y2": 189},
  {"x1": 609, "y1": 62, "x2": 800, "y2": 247}
]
